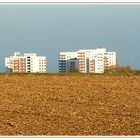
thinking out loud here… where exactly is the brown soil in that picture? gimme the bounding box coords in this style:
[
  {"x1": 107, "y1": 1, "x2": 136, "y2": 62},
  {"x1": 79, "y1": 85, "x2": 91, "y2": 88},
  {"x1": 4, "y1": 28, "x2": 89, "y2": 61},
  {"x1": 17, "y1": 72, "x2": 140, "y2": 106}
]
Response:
[{"x1": 0, "y1": 74, "x2": 139, "y2": 136}]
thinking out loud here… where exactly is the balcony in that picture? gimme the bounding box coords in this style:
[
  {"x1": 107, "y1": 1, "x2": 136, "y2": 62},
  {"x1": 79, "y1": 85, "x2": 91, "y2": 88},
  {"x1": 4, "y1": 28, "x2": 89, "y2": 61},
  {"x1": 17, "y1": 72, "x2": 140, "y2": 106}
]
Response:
[{"x1": 78, "y1": 52, "x2": 85, "y2": 54}]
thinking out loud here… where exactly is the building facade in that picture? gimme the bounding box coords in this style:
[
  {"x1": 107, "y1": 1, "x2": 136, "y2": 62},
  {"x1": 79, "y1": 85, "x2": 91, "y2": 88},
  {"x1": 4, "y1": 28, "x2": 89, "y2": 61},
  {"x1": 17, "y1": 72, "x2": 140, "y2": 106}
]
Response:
[
  {"x1": 59, "y1": 48, "x2": 117, "y2": 73},
  {"x1": 5, "y1": 52, "x2": 47, "y2": 73},
  {"x1": 59, "y1": 52, "x2": 78, "y2": 72}
]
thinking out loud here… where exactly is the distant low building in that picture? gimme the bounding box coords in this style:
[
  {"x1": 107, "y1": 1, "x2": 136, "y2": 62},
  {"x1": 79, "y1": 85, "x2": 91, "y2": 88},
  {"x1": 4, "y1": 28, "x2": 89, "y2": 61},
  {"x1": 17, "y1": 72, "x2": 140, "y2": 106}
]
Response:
[
  {"x1": 59, "y1": 48, "x2": 117, "y2": 73},
  {"x1": 5, "y1": 52, "x2": 47, "y2": 73}
]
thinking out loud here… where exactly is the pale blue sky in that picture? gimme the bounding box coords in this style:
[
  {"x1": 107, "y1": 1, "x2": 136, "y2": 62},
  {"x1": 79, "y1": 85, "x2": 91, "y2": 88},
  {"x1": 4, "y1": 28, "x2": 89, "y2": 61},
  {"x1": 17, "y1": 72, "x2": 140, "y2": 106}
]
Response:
[{"x1": 0, "y1": 5, "x2": 140, "y2": 72}]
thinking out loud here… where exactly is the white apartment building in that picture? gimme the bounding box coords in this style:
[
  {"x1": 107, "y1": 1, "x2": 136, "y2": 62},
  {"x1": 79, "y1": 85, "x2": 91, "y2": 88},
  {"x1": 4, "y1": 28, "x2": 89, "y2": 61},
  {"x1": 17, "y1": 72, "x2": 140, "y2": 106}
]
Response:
[
  {"x1": 59, "y1": 48, "x2": 117, "y2": 73},
  {"x1": 59, "y1": 52, "x2": 78, "y2": 72},
  {"x1": 5, "y1": 52, "x2": 47, "y2": 73}
]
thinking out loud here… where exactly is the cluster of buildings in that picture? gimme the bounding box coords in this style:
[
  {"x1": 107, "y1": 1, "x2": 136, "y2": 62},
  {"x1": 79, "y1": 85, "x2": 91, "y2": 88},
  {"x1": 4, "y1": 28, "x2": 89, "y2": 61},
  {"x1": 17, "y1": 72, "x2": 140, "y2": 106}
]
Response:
[
  {"x1": 59, "y1": 48, "x2": 117, "y2": 73},
  {"x1": 5, "y1": 48, "x2": 117, "y2": 73},
  {"x1": 5, "y1": 52, "x2": 46, "y2": 73}
]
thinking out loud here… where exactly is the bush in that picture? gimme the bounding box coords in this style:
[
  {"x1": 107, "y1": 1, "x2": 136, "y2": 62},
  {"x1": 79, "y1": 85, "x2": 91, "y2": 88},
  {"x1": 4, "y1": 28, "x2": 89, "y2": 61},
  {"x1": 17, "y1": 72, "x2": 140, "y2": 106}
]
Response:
[
  {"x1": 105, "y1": 65, "x2": 133, "y2": 74},
  {"x1": 67, "y1": 68, "x2": 79, "y2": 73}
]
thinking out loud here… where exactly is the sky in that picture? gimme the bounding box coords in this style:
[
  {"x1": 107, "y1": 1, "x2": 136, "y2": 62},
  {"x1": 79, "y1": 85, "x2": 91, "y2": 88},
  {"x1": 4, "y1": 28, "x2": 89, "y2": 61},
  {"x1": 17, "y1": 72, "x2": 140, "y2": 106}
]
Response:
[{"x1": 0, "y1": 4, "x2": 140, "y2": 72}]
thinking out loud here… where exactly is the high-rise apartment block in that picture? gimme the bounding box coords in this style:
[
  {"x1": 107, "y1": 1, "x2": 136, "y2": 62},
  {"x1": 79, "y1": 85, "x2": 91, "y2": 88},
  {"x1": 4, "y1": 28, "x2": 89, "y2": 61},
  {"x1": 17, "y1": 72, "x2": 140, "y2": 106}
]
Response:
[
  {"x1": 59, "y1": 48, "x2": 116, "y2": 73},
  {"x1": 59, "y1": 52, "x2": 78, "y2": 72},
  {"x1": 5, "y1": 52, "x2": 47, "y2": 73}
]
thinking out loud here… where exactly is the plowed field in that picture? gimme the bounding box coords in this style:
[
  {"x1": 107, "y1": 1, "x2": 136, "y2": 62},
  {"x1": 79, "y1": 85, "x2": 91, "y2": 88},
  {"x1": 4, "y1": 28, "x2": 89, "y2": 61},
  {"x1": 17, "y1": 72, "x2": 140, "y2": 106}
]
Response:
[{"x1": 0, "y1": 74, "x2": 139, "y2": 136}]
